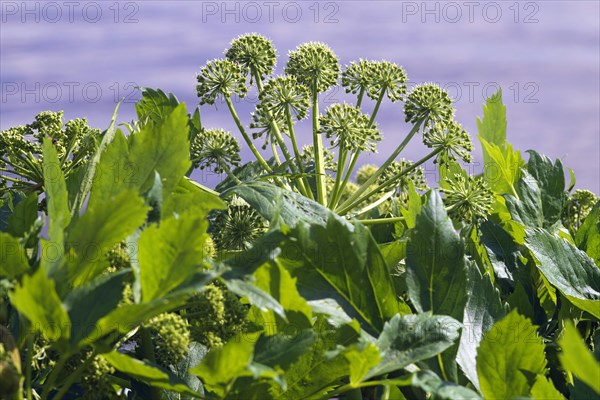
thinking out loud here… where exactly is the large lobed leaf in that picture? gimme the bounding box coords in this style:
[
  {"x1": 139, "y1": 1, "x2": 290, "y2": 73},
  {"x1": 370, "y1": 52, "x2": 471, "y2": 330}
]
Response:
[
  {"x1": 525, "y1": 228, "x2": 600, "y2": 319},
  {"x1": 476, "y1": 310, "x2": 547, "y2": 399}
]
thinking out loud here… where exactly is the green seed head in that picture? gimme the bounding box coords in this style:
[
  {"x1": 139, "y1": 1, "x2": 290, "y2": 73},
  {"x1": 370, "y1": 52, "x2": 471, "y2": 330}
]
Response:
[
  {"x1": 258, "y1": 75, "x2": 311, "y2": 121},
  {"x1": 341, "y1": 59, "x2": 377, "y2": 96},
  {"x1": 441, "y1": 174, "x2": 494, "y2": 224},
  {"x1": 196, "y1": 58, "x2": 248, "y2": 105},
  {"x1": 300, "y1": 144, "x2": 337, "y2": 172},
  {"x1": 225, "y1": 33, "x2": 277, "y2": 81},
  {"x1": 212, "y1": 195, "x2": 269, "y2": 251},
  {"x1": 404, "y1": 83, "x2": 455, "y2": 125},
  {"x1": 423, "y1": 120, "x2": 472, "y2": 164},
  {"x1": 190, "y1": 128, "x2": 241, "y2": 173},
  {"x1": 378, "y1": 159, "x2": 428, "y2": 193},
  {"x1": 285, "y1": 42, "x2": 340, "y2": 93},
  {"x1": 145, "y1": 312, "x2": 191, "y2": 366},
  {"x1": 366, "y1": 61, "x2": 408, "y2": 102},
  {"x1": 319, "y1": 103, "x2": 381, "y2": 153},
  {"x1": 250, "y1": 103, "x2": 289, "y2": 150},
  {"x1": 562, "y1": 189, "x2": 599, "y2": 231}
]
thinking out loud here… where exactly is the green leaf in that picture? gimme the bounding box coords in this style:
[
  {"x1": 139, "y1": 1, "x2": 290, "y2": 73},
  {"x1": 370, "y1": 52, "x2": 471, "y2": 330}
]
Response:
[
  {"x1": 227, "y1": 181, "x2": 340, "y2": 228},
  {"x1": 575, "y1": 201, "x2": 600, "y2": 263},
  {"x1": 104, "y1": 351, "x2": 199, "y2": 397},
  {"x1": 343, "y1": 342, "x2": 381, "y2": 385},
  {"x1": 558, "y1": 322, "x2": 600, "y2": 394},
  {"x1": 63, "y1": 270, "x2": 128, "y2": 346},
  {"x1": 89, "y1": 103, "x2": 191, "y2": 208},
  {"x1": 365, "y1": 313, "x2": 461, "y2": 380},
  {"x1": 165, "y1": 342, "x2": 207, "y2": 400},
  {"x1": 476, "y1": 310, "x2": 547, "y2": 399},
  {"x1": 405, "y1": 190, "x2": 466, "y2": 379},
  {"x1": 280, "y1": 215, "x2": 398, "y2": 333},
  {"x1": 135, "y1": 87, "x2": 181, "y2": 126},
  {"x1": 529, "y1": 375, "x2": 565, "y2": 399},
  {"x1": 409, "y1": 370, "x2": 482, "y2": 400},
  {"x1": 525, "y1": 151, "x2": 566, "y2": 229},
  {"x1": 253, "y1": 261, "x2": 312, "y2": 330},
  {"x1": 42, "y1": 138, "x2": 71, "y2": 249},
  {"x1": 138, "y1": 214, "x2": 208, "y2": 302},
  {"x1": 0, "y1": 232, "x2": 30, "y2": 279},
  {"x1": 505, "y1": 170, "x2": 545, "y2": 228},
  {"x1": 525, "y1": 228, "x2": 600, "y2": 319},
  {"x1": 457, "y1": 264, "x2": 508, "y2": 390},
  {"x1": 72, "y1": 101, "x2": 121, "y2": 214},
  {"x1": 254, "y1": 330, "x2": 315, "y2": 370},
  {"x1": 6, "y1": 192, "x2": 38, "y2": 238},
  {"x1": 224, "y1": 278, "x2": 286, "y2": 318},
  {"x1": 477, "y1": 88, "x2": 506, "y2": 147},
  {"x1": 189, "y1": 334, "x2": 255, "y2": 397},
  {"x1": 479, "y1": 137, "x2": 524, "y2": 197},
  {"x1": 163, "y1": 177, "x2": 225, "y2": 217},
  {"x1": 9, "y1": 268, "x2": 70, "y2": 342},
  {"x1": 399, "y1": 181, "x2": 422, "y2": 229},
  {"x1": 63, "y1": 189, "x2": 148, "y2": 287}
]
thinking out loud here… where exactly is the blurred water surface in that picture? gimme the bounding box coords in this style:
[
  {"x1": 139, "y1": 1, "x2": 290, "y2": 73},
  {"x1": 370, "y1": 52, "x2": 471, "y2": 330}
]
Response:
[{"x1": 1, "y1": 0, "x2": 598, "y2": 192}]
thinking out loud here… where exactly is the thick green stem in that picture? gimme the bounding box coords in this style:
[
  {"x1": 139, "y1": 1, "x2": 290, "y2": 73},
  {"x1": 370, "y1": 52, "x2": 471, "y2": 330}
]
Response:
[
  {"x1": 338, "y1": 146, "x2": 441, "y2": 215},
  {"x1": 312, "y1": 87, "x2": 327, "y2": 205},
  {"x1": 270, "y1": 142, "x2": 282, "y2": 165},
  {"x1": 224, "y1": 97, "x2": 272, "y2": 174},
  {"x1": 285, "y1": 107, "x2": 314, "y2": 200},
  {"x1": 139, "y1": 327, "x2": 163, "y2": 400},
  {"x1": 335, "y1": 117, "x2": 426, "y2": 213},
  {"x1": 328, "y1": 142, "x2": 348, "y2": 208},
  {"x1": 220, "y1": 161, "x2": 242, "y2": 185},
  {"x1": 356, "y1": 87, "x2": 366, "y2": 109},
  {"x1": 357, "y1": 216, "x2": 405, "y2": 225},
  {"x1": 369, "y1": 87, "x2": 386, "y2": 126}
]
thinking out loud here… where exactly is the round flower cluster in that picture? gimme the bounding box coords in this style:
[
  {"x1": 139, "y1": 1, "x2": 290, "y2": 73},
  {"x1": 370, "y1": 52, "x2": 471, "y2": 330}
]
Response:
[
  {"x1": 423, "y1": 120, "x2": 473, "y2": 164},
  {"x1": 144, "y1": 312, "x2": 191, "y2": 367},
  {"x1": 225, "y1": 33, "x2": 277, "y2": 81},
  {"x1": 441, "y1": 173, "x2": 494, "y2": 224},
  {"x1": 190, "y1": 128, "x2": 241, "y2": 173},
  {"x1": 378, "y1": 159, "x2": 428, "y2": 194},
  {"x1": 285, "y1": 42, "x2": 340, "y2": 93},
  {"x1": 196, "y1": 59, "x2": 247, "y2": 105},
  {"x1": 404, "y1": 83, "x2": 455, "y2": 126},
  {"x1": 212, "y1": 195, "x2": 269, "y2": 251},
  {"x1": 319, "y1": 104, "x2": 381, "y2": 153}
]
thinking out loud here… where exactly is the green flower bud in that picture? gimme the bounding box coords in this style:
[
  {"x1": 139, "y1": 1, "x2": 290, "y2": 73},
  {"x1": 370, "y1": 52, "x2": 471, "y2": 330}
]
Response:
[
  {"x1": 423, "y1": 120, "x2": 472, "y2": 164},
  {"x1": 355, "y1": 164, "x2": 379, "y2": 185},
  {"x1": 441, "y1": 173, "x2": 494, "y2": 224},
  {"x1": 106, "y1": 241, "x2": 131, "y2": 272},
  {"x1": 144, "y1": 313, "x2": 191, "y2": 367},
  {"x1": 190, "y1": 128, "x2": 241, "y2": 173},
  {"x1": 319, "y1": 104, "x2": 381, "y2": 153},
  {"x1": 366, "y1": 61, "x2": 408, "y2": 102},
  {"x1": 341, "y1": 59, "x2": 377, "y2": 96},
  {"x1": 404, "y1": 83, "x2": 455, "y2": 125},
  {"x1": 31, "y1": 111, "x2": 66, "y2": 152},
  {"x1": 285, "y1": 42, "x2": 340, "y2": 93},
  {"x1": 186, "y1": 281, "x2": 248, "y2": 349},
  {"x1": 250, "y1": 104, "x2": 289, "y2": 150},
  {"x1": 196, "y1": 59, "x2": 248, "y2": 105},
  {"x1": 562, "y1": 189, "x2": 599, "y2": 232},
  {"x1": 212, "y1": 195, "x2": 269, "y2": 251},
  {"x1": 257, "y1": 75, "x2": 310, "y2": 121},
  {"x1": 225, "y1": 33, "x2": 277, "y2": 81}
]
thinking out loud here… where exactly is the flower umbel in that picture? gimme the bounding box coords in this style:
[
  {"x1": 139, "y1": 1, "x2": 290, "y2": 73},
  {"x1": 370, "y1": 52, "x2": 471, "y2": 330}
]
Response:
[
  {"x1": 300, "y1": 144, "x2": 337, "y2": 171},
  {"x1": 249, "y1": 105, "x2": 289, "y2": 149},
  {"x1": 225, "y1": 33, "x2": 277, "y2": 81},
  {"x1": 441, "y1": 173, "x2": 494, "y2": 224},
  {"x1": 212, "y1": 195, "x2": 269, "y2": 251},
  {"x1": 285, "y1": 42, "x2": 340, "y2": 93},
  {"x1": 257, "y1": 75, "x2": 311, "y2": 120},
  {"x1": 562, "y1": 189, "x2": 599, "y2": 232},
  {"x1": 423, "y1": 120, "x2": 472, "y2": 164},
  {"x1": 319, "y1": 104, "x2": 381, "y2": 153},
  {"x1": 190, "y1": 128, "x2": 241, "y2": 173},
  {"x1": 404, "y1": 83, "x2": 455, "y2": 125},
  {"x1": 367, "y1": 61, "x2": 408, "y2": 102},
  {"x1": 341, "y1": 59, "x2": 377, "y2": 96},
  {"x1": 196, "y1": 59, "x2": 248, "y2": 105}
]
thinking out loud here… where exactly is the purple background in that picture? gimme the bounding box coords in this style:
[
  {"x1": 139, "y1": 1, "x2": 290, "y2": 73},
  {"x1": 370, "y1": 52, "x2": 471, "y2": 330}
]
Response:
[{"x1": 1, "y1": 0, "x2": 598, "y2": 192}]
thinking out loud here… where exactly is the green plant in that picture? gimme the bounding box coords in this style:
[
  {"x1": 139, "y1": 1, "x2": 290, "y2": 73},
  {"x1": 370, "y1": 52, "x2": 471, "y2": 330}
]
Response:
[{"x1": 0, "y1": 35, "x2": 598, "y2": 400}]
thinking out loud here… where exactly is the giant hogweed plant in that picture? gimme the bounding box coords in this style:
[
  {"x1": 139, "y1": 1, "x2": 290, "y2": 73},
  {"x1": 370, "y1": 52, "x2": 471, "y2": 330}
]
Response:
[{"x1": 0, "y1": 34, "x2": 599, "y2": 400}]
